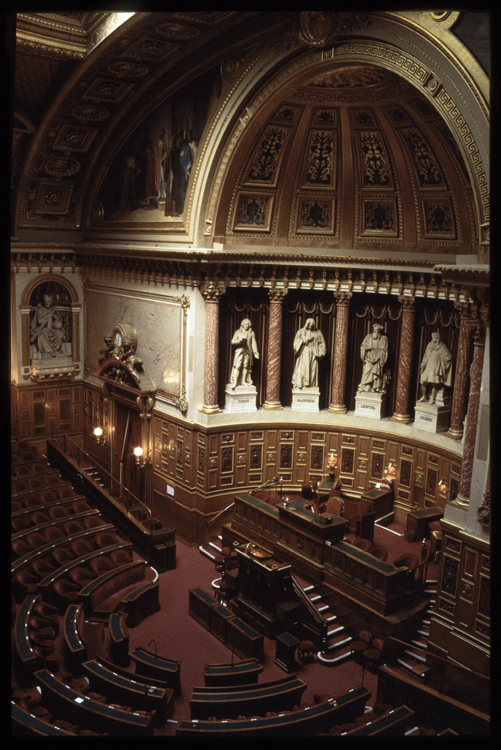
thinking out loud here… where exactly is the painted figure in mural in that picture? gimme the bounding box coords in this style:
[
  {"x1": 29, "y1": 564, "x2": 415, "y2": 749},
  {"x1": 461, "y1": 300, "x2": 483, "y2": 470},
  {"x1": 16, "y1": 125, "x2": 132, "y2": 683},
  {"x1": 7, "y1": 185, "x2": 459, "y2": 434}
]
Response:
[
  {"x1": 168, "y1": 134, "x2": 182, "y2": 216},
  {"x1": 154, "y1": 128, "x2": 168, "y2": 202},
  {"x1": 30, "y1": 294, "x2": 65, "y2": 357},
  {"x1": 178, "y1": 130, "x2": 193, "y2": 214},
  {"x1": 230, "y1": 319, "x2": 260, "y2": 389},
  {"x1": 292, "y1": 318, "x2": 326, "y2": 389},
  {"x1": 357, "y1": 323, "x2": 388, "y2": 393},
  {"x1": 418, "y1": 331, "x2": 453, "y2": 404}
]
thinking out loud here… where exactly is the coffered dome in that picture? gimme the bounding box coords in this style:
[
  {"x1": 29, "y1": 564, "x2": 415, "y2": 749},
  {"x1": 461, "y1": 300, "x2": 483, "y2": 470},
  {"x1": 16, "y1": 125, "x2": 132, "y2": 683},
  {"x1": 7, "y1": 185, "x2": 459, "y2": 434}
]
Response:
[{"x1": 214, "y1": 62, "x2": 477, "y2": 256}]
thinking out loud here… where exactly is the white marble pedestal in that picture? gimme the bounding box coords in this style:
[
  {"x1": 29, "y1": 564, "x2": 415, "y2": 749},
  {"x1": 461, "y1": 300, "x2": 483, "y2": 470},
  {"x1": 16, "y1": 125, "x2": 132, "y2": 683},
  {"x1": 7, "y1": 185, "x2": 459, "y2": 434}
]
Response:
[
  {"x1": 354, "y1": 391, "x2": 386, "y2": 419},
  {"x1": 291, "y1": 387, "x2": 320, "y2": 412},
  {"x1": 414, "y1": 400, "x2": 450, "y2": 433},
  {"x1": 224, "y1": 385, "x2": 257, "y2": 413}
]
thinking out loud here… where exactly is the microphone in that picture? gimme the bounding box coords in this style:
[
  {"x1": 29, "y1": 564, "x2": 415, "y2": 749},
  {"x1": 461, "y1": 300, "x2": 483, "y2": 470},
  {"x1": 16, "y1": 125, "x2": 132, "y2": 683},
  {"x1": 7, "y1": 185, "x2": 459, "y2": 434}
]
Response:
[{"x1": 147, "y1": 638, "x2": 157, "y2": 659}]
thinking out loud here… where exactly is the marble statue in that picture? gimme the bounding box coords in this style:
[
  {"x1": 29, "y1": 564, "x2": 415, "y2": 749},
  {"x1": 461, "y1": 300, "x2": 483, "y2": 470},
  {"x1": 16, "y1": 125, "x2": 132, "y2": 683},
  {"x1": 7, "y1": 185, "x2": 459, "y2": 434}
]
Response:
[
  {"x1": 357, "y1": 323, "x2": 388, "y2": 393},
  {"x1": 229, "y1": 318, "x2": 260, "y2": 389},
  {"x1": 418, "y1": 331, "x2": 453, "y2": 404},
  {"x1": 292, "y1": 318, "x2": 326, "y2": 389},
  {"x1": 30, "y1": 294, "x2": 65, "y2": 357}
]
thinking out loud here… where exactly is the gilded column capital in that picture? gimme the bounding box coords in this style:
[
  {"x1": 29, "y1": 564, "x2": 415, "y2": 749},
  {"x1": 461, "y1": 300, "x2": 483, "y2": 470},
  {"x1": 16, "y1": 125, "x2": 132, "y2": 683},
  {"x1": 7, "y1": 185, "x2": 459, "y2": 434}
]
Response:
[
  {"x1": 200, "y1": 282, "x2": 224, "y2": 303},
  {"x1": 334, "y1": 290, "x2": 352, "y2": 306},
  {"x1": 397, "y1": 294, "x2": 415, "y2": 311},
  {"x1": 268, "y1": 288, "x2": 288, "y2": 303},
  {"x1": 454, "y1": 300, "x2": 475, "y2": 320}
]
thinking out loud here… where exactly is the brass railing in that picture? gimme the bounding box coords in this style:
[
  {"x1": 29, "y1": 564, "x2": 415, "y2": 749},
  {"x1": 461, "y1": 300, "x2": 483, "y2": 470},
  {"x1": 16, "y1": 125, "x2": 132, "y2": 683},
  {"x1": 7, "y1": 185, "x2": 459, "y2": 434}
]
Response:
[{"x1": 54, "y1": 434, "x2": 152, "y2": 521}]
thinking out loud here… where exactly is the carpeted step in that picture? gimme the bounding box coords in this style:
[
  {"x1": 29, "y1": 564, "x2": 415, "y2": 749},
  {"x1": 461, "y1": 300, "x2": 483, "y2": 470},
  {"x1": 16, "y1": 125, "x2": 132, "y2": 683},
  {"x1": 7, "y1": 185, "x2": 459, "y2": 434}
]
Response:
[
  {"x1": 411, "y1": 639, "x2": 427, "y2": 649},
  {"x1": 317, "y1": 644, "x2": 352, "y2": 666},
  {"x1": 404, "y1": 648, "x2": 426, "y2": 663}
]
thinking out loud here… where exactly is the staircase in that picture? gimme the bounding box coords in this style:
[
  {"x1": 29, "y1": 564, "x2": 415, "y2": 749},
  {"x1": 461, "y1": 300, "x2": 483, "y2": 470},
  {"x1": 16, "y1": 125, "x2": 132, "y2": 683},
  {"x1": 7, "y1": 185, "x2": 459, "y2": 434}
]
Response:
[
  {"x1": 199, "y1": 537, "x2": 352, "y2": 664},
  {"x1": 299, "y1": 581, "x2": 353, "y2": 666},
  {"x1": 396, "y1": 578, "x2": 437, "y2": 681}
]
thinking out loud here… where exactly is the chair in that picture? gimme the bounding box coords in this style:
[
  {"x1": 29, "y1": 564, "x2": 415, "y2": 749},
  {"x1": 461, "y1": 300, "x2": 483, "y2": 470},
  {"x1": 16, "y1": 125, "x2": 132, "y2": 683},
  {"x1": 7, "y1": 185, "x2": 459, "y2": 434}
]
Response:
[
  {"x1": 393, "y1": 552, "x2": 419, "y2": 572},
  {"x1": 90, "y1": 556, "x2": 117, "y2": 575},
  {"x1": 25, "y1": 531, "x2": 48, "y2": 550},
  {"x1": 12, "y1": 570, "x2": 39, "y2": 599},
  {"x1": 33, "y1": 600, "x2": 60, "y2": 629},
  {"x1": 51, "y1": 579, "x2": 80, "y2": 608},
  {"x1": 31, "y1": 511, "x2": 50, "y2": 526},
  {"x1": 325, "y1": 495, "x2": 344, "y2": 516},
  {"x1": 49, "y1": 505, "x2": 70, "y2": 520},
  {"x1": 96, "y1": 532, "x2": 120, "y2": 548},
  {"x1": 11, "y1": 500, "x2": 26, "y2": 514},
  {"x1": 83, "y1": 515, "x2": 103, "y2": 529},
  {"x1": 71, "y1": 538, "x2": 95, "y2": 556},
  {"x1": 32, "y1": 558, "x2": 57, "y2": 578},
  {"x1": 71, "y1": 500, "x2": 92, "y2": 514},
  {"x1": 364, "y1": 637, "x2": 384, "y2": 673},
  {"x1": 369, "y1": 544, "x2": 388, "y2": 562},
  {"x1": 297, "y1": 639, "x2": 316, "y2": 663},
  {"x1": 51, "y1": 546, "x2": 76, "y2": 566},
  {"x1": 12, "y1": 539, "x2": 33, "y2": 559},
  {"x1": 351, "y1": 630, "x2": 372, "y2": 660},
  {"x1": 44, "y1": 526, "x2": 66, "y2": 543},
  {"x1": 11, "y1": 516, "x2": 32, "y2": 532},
  {"x1": 29, "y1": 617, "x2": 56, "y2": 640},
  {"x1": 40, "y1": 490, "x2": 58, "y2": 503},
  {"x1": 301, "y1": 483, "x2": 312, "y2": 499},
  {"x1": 428, "y1": 520, "x2": 442, "y2": 533},
  {"x1": 110, "y1": 549, "x2": 133, "y2": 566},
  {"x1": 68, "y1": 566, "x2": 97, "y2": 588},
  {"x1": 64, "y1": 520, "x2": 84, "y2": 535},
  {"x1": 353, "y1": 538, "x2": 372, "y2": 552}
]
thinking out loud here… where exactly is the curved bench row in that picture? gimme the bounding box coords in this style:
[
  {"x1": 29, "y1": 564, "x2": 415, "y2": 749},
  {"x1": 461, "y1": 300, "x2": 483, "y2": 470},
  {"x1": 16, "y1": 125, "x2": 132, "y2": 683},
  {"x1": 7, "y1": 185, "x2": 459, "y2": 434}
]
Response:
[{"x1": 177, "y1": 685, "x2": 371, "y2": 736}]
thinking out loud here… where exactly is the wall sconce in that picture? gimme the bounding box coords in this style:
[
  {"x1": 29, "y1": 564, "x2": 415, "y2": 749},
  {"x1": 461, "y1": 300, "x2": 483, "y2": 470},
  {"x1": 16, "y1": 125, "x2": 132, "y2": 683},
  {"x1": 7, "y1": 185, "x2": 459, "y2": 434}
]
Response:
[
  {"x1": 134, "y1": 446, "x2": 152, "y2": 468},
  {"x1": 94, "y1": 427, "x2": 106, "y2": 445},
  {"x1": 385, "y1": 460, "x2": 397, "y2": 479},
  {"x1": 438, "y1": 478, "x2": 448, "y2": 498},
  {"x1": 326, "y1": 450, "x2": 338, "y2": 475}
]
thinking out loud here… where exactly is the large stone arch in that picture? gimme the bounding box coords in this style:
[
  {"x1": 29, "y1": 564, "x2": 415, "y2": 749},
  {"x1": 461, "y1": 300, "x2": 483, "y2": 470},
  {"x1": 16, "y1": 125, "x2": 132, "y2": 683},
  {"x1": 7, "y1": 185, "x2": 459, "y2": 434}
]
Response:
[{"x1": 192, "y1": 12, "x2": 489, "y2": 247}]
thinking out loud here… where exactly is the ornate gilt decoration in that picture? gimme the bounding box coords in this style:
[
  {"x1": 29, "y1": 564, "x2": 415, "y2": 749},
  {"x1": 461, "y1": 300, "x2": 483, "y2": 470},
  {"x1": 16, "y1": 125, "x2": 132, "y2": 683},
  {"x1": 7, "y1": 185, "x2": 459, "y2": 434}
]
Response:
[
  {"x1": 477, "y1": 486, "x2": 490, "y2": 528},
  {"x1": 298, "y1": 12, "x2": 370, "y2": 48}
]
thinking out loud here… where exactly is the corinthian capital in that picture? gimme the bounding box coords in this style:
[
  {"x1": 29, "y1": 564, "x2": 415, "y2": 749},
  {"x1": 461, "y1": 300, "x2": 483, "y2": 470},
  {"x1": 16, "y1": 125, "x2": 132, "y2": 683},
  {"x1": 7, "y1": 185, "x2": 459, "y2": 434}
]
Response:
[
  {"x1": 268, "y1": 288, "x2": 288, "y2": 303},
  {"x1": 334, "y1": 291, "x2": 352, "y2": 306},
  {"x1": 397, "y1": 294, "x2": 415, "y2": 311},
  {"x1": 201, "y1": 281, "x2": 224, "y2": 302}
]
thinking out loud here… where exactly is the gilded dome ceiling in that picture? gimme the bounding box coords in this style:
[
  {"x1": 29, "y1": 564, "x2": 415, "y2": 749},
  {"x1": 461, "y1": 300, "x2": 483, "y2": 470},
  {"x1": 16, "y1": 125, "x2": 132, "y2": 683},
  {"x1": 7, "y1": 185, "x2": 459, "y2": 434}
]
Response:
[{"x1": 214, "y1": 62, "x2": 477, "y2": 256}]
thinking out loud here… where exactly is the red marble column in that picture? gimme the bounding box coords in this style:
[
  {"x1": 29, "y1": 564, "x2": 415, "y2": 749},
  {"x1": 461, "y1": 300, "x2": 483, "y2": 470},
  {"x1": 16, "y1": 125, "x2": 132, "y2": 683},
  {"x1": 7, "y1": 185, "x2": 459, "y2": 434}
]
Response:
[
  {"x1": 455, "y1": 326, "x2": 486, "y2": 507},
  {"x1": 392, "y1": 295, "x2": 416, "y2": 423},
  {"x1": 263, "y1": 288, "x2": 287, "y2": 410},
  {"x1": 199, "y1": 283, "x2": 223, "y2": 414},
  {"x1": 329, "y1": 291, "x2": 352, "y2": 414},
  {"x1": 447, "y1": 303, "x2": 475, "y2": 439}
]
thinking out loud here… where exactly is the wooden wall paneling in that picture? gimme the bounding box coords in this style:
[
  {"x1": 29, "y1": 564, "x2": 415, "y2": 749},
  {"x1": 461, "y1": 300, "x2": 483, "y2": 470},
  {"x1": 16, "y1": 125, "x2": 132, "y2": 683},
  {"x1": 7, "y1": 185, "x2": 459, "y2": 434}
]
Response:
[
  {"x1": 197, "y1": 433, "x2": 206, "y2": 491},
  {"x1": 266, "y1": 429, "x2": 279, "y2": 483},
  {"x1": 208, "y1": 433, "x2": 220, "y2": 489},
  {"x1": 236, "y1": 430, "x2": 248, "y2": 485}
]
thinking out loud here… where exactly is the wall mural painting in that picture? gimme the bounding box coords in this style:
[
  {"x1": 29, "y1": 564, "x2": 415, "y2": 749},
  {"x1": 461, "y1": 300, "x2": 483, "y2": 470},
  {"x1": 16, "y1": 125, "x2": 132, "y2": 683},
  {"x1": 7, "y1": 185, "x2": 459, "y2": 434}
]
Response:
[
  {"x1": 96, "y1": 66, "x2": 220, "y2": 223},
  {"x1": 85, "y1": 286, "x2": 186, "y2": 407}
]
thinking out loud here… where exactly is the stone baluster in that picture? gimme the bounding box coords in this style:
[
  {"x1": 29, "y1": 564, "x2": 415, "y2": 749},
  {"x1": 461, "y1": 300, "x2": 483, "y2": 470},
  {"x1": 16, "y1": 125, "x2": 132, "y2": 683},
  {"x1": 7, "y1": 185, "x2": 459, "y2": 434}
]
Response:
[
  {"x1": 263, "y1": 288, "x2": 288, "y2": 410},
  {"x1": 447, "y1": 303, "x2": 476, "y2": 439},
  {"x1": 454, "y1": 325, "x2": 486, "y2": 508},
  {"x1": 329, "y1": 291, "x2": 352, "y2": 414},
  {"x1": 199, "y1": 282, "x2": 224, "y2": 414},
  {"x1": 392, "y1": 295, "x2": 416, "y2": 423}
]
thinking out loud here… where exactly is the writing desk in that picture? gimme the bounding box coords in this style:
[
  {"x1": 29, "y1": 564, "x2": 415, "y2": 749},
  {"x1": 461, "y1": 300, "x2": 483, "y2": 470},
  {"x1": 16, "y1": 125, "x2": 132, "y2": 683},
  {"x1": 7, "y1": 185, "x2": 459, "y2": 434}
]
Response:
[{"x1": 405, "y1": 507, "x2": 443, "y2": 542}]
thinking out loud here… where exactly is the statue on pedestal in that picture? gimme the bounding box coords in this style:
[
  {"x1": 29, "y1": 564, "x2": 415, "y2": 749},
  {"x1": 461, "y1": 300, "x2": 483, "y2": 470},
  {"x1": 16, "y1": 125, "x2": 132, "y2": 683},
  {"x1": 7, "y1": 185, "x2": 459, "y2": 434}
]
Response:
[
  {"x1": 229, "y1": 319, "x2": 260, "y2": 389},
  {"x1": 30, "y1": 293, "x2": 65, "y2": 358},
  {"x1": 292, "y1": 318, "x2": 326, "y2": 389},
  {"x1": 418, "y1": 332, "x2": 453, "y2": 404},
  {"x1": 357, "y1": 323, "x2": 389, "y2": 393}
]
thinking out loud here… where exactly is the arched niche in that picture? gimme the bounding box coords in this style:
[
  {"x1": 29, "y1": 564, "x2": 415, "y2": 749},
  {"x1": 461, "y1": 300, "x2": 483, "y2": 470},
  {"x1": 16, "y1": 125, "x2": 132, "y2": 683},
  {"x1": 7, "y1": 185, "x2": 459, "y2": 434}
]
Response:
[{"x1": 20, "y1": 275, "x2": 81, "y2": 382}]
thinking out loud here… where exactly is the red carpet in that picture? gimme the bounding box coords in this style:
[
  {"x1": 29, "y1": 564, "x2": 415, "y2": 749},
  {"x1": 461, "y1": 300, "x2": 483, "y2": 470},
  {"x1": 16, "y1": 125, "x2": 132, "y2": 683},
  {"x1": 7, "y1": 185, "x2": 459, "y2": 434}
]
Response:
[{"x1": 120, "y1": 540, "x2": 379, "y2": 736}]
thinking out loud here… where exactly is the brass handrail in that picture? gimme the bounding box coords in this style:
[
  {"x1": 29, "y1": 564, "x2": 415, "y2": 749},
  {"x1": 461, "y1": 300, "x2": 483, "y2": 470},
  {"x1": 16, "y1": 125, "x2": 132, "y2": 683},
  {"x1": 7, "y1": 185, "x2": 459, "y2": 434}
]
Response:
[{"x1": 57, "y1": 434, "x2": 151, "y2": 520}]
